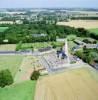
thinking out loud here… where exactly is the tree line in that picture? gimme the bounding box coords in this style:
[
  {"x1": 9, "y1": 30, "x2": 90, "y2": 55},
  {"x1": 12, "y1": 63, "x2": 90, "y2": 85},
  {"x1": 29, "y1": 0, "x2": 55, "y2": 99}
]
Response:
[
  {"x1": 0, "y1": 23, "x2": 97, "y2": 44},
  {"x1": 75, "y1": 48, "x2": 98, "y2": 67}
]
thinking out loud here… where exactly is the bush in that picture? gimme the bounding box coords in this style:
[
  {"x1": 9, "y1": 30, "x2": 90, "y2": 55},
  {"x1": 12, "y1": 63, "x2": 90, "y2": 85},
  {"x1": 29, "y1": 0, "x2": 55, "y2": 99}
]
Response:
[
  {"x1": 16, "y1": 41, "x2": 22, "y2": 51},
  {"x1": 83, "y1": 39, "x2": 91, "y2": 44},
  {"x1": 0, "y1": 69, "x2": 14, "y2": 88},
  {"x1": 51, "y1": 42, "x2": 57, "y2": 48},
  {"x1": 30, "y1": 70, "x2": 40, "y2": 80}
]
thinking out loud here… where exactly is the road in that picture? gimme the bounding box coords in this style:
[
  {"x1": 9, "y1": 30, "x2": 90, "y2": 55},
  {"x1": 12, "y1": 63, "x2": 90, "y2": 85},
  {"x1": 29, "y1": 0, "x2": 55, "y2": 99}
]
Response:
[{"x1": 0, "y1": 51, "x2": 33, "y2": 55}]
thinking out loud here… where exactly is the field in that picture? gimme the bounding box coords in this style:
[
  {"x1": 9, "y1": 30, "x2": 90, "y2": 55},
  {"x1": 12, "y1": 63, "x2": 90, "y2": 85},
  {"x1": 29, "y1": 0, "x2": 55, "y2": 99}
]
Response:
[
  {"x1": 14, "y1": 56, "x2": 42, "y2": 83},
  {"x1": 35, "y1": 67, "x2": 98, "y2": 100},
  {"x1": 0, "y1": 27, "x2": 9, "y2": 32},
  {"x1": 89, "y1": 28, "x2": 98, "y2": 35},
  {"x1": 57, "y1": 20, "x2": 98, "y2": 29},
  {"x1": 0, "y1": 55, "x2": 24, "y2": 77},
  {"x1": 19, "y1": 42, "x2": 64, "y2": 50},
  {"x1": 0, "y1": 44, "x2": 16, "y2": 51},
  {"x1": 22, "y1": 42, "x2": 51, "y2": 50},
  {"x1": 0, "y1": 42, "x2": 51, "y2": 51},
  {"x1": 0, "y1": 41, "x2": 64, "y2": 51},
  {"x1": 0, "y1": 56, "x2": 37, "y2": 100},
  {"x1": 0, "y1": 80, "x2": 36, "y2": 100}
]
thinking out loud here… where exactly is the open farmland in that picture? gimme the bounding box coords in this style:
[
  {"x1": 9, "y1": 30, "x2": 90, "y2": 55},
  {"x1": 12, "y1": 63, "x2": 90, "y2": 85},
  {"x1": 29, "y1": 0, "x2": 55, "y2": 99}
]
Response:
[
  {"x1": 89, "y1": 28, "x2": 98, "y2": 35},
  {"x1": 0, "y1": 80, "x2": 36, "y2": 100},
  {"x1": 57, "y1": 20, "x2": 98, "y2": 29},
  {"x1": 0, "y1": 27, "x2": 9, "y2": 32},
  {"x1": 35, "y1": 67, "x2": 98, "y2": 100},
  {"x1": 0, "y1": 55, "x2": 24, "y2": 77}
]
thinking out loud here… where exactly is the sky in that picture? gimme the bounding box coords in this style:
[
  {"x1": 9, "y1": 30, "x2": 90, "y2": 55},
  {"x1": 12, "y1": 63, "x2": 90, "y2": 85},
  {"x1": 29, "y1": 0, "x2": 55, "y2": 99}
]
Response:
[{"x1": 0, "y1": 0, "x2": 98, "y2": 8}]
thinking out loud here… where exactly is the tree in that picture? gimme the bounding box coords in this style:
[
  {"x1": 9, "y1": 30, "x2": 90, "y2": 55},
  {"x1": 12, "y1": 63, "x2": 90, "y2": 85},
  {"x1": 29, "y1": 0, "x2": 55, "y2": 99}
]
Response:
[
  {"x1": 77, "y1": 28, "x2": 89, "y2": 37},
  {"x1": 88, "y1": 52, "x2": 98, "y2": 64},
  {"x1": 83, "y1": 39, "x2": 91, "y2": 44},
  {"x1": 75, "y1": 51, "x2": 83, "y2": 59},
  {"x1": 0, "y1": 69, "x2": 13, "y2": 88},
  {"x1": 51, "y1": 42, "x2": 57, "y2": 48},
  {"x1": 30, "y1": 70, "x2": 40, "y2": 80}
]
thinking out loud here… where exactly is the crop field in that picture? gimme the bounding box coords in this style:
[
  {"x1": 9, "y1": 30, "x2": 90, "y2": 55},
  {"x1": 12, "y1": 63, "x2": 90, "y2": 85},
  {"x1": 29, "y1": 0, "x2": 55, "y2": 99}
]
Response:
[
  {"x1": 0, "y1": 55, "x2": 24, "y2": 77},
  {"x1": 57, "y1": 20, "x2": 98, "y2": 29},
  {"x1": 35, "y1": 67, "x2": 98, "y2": 100},
  {"x1": 0, "y1": 27, "x2": 9, "y2": 32},
  {"x1": 0, "y1": 80, "x2": 36, "y2": 100},
  {"x1": 0, "y1": 44, "x2": 16, "y2": 51},
  {"x1": 89, "y1": 28, "x2": 98, "y2": 35}
]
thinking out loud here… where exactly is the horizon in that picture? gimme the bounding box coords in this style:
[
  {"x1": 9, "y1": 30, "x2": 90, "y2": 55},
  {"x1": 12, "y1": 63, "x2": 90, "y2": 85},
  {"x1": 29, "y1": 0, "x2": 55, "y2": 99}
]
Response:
[
  {"x1": 0, "y1": 7, "x2": 98, "y2": 9},
  {"x1": 0, "y1": 0, "x2": 98, "y2": 9}
]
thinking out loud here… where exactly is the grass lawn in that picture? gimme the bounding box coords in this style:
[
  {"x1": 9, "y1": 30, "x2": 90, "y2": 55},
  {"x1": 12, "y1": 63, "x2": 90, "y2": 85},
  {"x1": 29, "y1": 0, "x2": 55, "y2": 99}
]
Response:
[
  {"x1": 0, "y1": 27, "x2": 9, "y2": 32},
  {"x1": 0, "y1": 80, "x2": 36, "y2": 100},
  {"x1": 0, "y1": 55, "x2": 24, "y2": 77},
  {"x1": 89, "y1": 28, "x2": 98, "y2": 35}
]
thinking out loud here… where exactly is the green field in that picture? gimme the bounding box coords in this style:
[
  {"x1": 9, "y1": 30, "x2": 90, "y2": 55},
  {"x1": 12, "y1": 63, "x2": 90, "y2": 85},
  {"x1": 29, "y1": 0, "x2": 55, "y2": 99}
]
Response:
[
  {"x1": 22, "y1": 42, "x2": 51, "y2": 50},
  {"x1": 20, "y1": 42, "x2": 64, "y2": 50},
  {"x1": 0, "y1": 55, "x2": 24, "y2": 77},
  {"x1": 89, "y1": 28, "x2": 98, "y2": 35},
  {"x1": 0, "y1": 27, "x2": 9, "y2": 32},
  {"x1": 0, "y1": 80, "x2": 36, "y2": 100}
]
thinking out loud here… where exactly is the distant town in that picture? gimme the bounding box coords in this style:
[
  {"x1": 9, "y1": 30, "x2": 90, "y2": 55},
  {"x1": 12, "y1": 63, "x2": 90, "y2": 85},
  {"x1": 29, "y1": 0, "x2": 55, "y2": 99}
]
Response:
[{"x1": 0, "y1": 8, "x2": 98, "y2": 25}]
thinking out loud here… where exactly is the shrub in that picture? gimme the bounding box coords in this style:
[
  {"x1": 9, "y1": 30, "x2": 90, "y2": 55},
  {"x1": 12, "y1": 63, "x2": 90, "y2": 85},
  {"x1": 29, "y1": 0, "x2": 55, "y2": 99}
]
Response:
[
  {"x1": 83, "y1": 39, "x2": 91, "y2": 44},
  {"x1": 0, "y1": 69, "x2": 13, "y2": 88},
  {"x1": 16, "y1": 41, "x2": 22, "y2": 51},
  {"x1": 51, "y1": 42, "x2": 57, "y2": 48},
  {"x1": 30, "y1": 70, "x2": 40, "y2": 80}
]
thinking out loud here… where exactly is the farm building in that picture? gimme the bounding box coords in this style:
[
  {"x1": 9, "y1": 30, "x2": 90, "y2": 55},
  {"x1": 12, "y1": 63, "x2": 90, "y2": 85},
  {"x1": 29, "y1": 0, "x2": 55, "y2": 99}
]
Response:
[
  {"x1": 85, "y1": 44, "x2": 98, "y2": 49},
  {"x1": 74, "y1": 39, "x2": 85, "y2": 45}
]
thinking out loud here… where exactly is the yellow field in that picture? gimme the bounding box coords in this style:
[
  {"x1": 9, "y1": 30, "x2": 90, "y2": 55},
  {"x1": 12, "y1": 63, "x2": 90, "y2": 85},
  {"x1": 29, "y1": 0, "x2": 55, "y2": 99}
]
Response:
[
  {"x1": 0, "y1": 44, "x2": 16, "y2": 51},
  {"x1": 57, "y1": 20, "x2": 98, "y2": 29},
  {"x1": 35, "y1": 67, "x2": 98, "y2": 100}
]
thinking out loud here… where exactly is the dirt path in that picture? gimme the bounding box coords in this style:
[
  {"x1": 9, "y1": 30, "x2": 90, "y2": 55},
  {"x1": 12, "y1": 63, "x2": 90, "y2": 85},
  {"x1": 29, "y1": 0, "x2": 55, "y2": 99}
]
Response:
[{"x1": 14, "y1": 56, "x2": 34, "y2": 83}]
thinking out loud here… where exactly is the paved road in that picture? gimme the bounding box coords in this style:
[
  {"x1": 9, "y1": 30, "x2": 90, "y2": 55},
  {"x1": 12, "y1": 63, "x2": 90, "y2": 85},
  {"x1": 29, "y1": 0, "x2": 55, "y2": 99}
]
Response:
[
  {"x1": 0, "y1": 51, "x2": 34, "y2": 55},
  {"x1": 0, "y1": 50, "x2": 45, "y2": 56}
]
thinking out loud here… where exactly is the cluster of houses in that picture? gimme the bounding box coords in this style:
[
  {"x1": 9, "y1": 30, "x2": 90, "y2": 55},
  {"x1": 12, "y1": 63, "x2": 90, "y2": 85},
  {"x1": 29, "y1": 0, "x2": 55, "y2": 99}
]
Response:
[
  {"x1": 73, "y1": 39, "x2": 98, "y2": 51},
  {"x1": 0, "y1": 9, "x2": 72, "y2": 25},
  {"x1": 73, "y1": 39, "x2": 98, "y2": 69}
]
